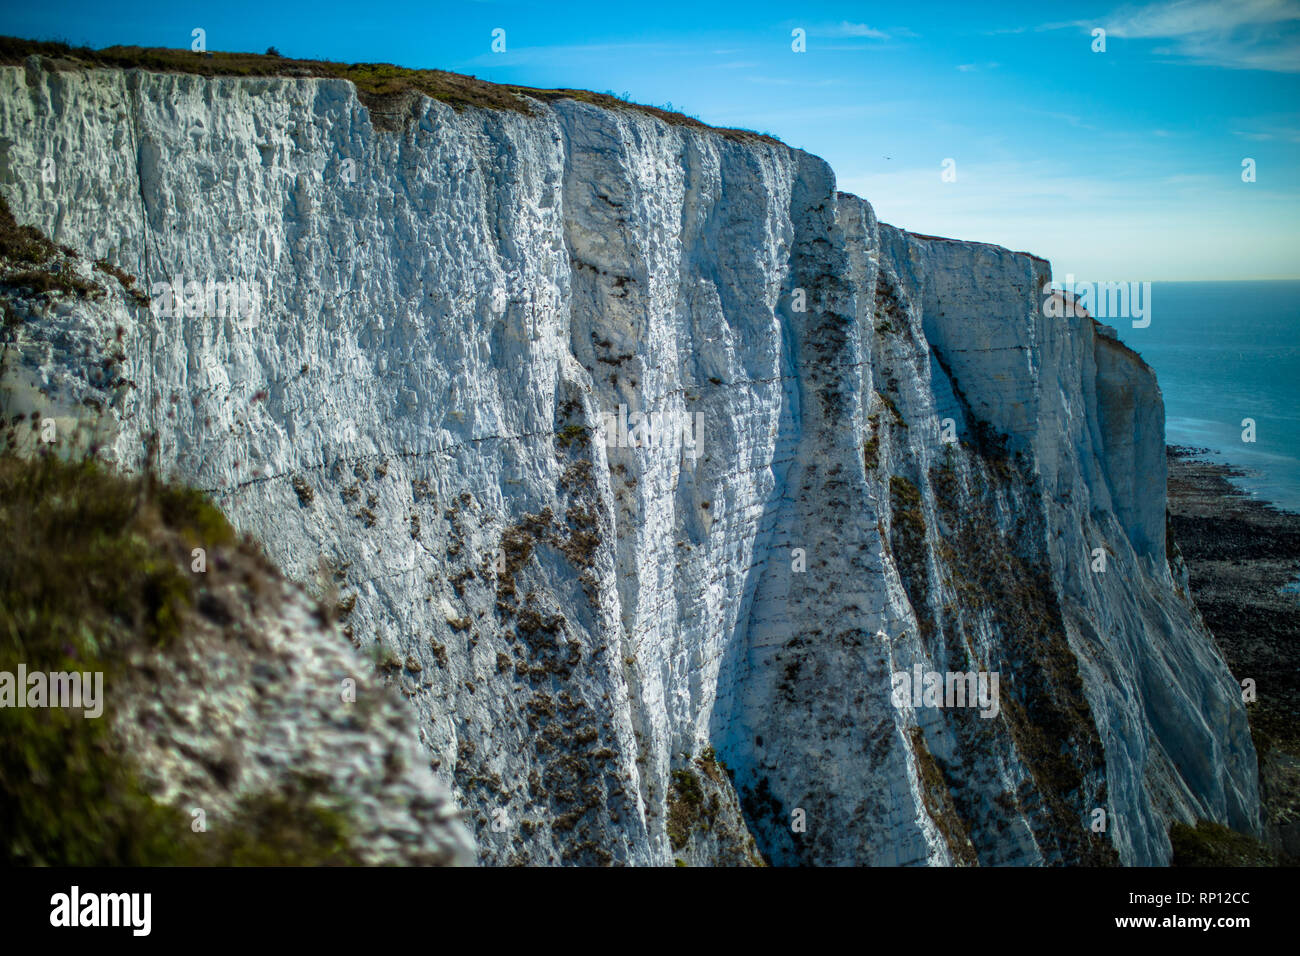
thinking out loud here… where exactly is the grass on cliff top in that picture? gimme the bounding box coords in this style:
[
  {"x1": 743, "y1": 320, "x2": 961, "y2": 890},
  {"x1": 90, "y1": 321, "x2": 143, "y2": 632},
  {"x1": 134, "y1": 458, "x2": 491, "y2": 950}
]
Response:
[
  {"x1": 0, "y1": 35, "x2": 780, "y2": 144},
  {"x1": 0, "y1": 448, "x2": 359, "y2": 864}
]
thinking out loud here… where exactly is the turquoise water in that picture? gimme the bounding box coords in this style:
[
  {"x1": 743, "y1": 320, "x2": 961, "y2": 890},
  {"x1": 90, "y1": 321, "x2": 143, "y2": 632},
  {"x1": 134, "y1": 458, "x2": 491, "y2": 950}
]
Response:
[{"x1": 1113, "y1": 280, "x2": 1300, "y2": 513}]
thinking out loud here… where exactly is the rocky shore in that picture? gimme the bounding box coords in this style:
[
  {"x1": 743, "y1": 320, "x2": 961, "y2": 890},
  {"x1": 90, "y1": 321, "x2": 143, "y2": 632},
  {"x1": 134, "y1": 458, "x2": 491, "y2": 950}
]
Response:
[{"x1": 1166, "y1": 445, "x2": 1300, "y2": 863}]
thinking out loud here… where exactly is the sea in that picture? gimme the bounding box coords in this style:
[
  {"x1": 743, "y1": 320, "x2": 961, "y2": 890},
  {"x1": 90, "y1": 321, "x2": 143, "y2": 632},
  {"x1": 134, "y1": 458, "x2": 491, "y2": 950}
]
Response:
[{"x1": 1113, "y1": 280, "x2": 1300, "y2": 514}]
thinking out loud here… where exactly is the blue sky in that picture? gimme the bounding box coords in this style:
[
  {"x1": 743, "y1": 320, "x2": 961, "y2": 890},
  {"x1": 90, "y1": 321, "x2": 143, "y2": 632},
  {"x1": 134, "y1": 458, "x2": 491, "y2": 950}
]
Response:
[{"x1": 3, "y1": 0, "x2": 1298, "y2": 280}]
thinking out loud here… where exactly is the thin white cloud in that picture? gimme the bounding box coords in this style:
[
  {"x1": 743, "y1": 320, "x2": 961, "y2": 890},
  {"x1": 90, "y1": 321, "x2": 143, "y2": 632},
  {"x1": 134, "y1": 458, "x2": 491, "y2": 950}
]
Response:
[
  {"x1": 1231, "y1": 115, "x2": 1300, "y2": 141},
  {"x1": 745, "y1": 75, "x2": 841, "y2": 87},
  {"x1": 1151, "y1": 25, "x2": 1300, "y2": 70},
  {"x1": 957, "y1": 62, "x2": 1000, "y2": 71},
  {"x1": 835, "y1": 21, "x2": 890, "y2": 39},
  {"x1": 1032, "y1": 109, "x2": 1098, "y2": 130},
  {"x1": 1102, "y1": 0, "x2": 1299, "y2": 37},
  {"x1": 1044, "y1": 0, "x2": 1300, "y2": 72}
]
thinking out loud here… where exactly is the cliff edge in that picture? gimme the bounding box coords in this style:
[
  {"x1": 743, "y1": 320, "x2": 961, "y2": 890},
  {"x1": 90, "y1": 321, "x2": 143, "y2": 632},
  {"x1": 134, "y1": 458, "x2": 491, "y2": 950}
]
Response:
[{"x1": 0, "y1": 49, "x2": 1259, "y2": 865}]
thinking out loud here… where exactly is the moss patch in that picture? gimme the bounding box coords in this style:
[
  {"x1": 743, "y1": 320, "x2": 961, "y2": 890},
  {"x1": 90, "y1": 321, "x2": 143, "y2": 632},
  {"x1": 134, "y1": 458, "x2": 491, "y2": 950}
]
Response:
[
  {"x1": 909, "y1": 727, "x2": 978, "y2": 865},
  {"x1": 889, "y1": 475, "x2": 933, "y2": 637},
  {"x1": 666, "y1": 750, "x2": 765, "y2": 865},
  {"x1": 0, "y1": 193, "x2": 59, "y2": 266},
  {"x1": 93, "y1": 258, "x2": 150, "y2": 307},
  {"x1": 0, "y1": 196, "x2": 102, "y2": 303},
  {"x1": 928, "y1": 450, "x2": 1118, "y2": 866},
  {"x1": 1169, "y1": 820, "x2": 1275, "y2": 867},
  {"x1": 666, "y1": 767, "x2": 705, "y2": 850},
  {"x1": 863, "y1": 414, "x2": 881, "y2": 472}
]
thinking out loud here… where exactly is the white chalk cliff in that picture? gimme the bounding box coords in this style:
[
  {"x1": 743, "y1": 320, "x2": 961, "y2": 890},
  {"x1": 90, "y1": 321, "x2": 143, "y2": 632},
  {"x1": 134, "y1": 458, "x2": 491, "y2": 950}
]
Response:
[{"x1": 0, "y1": 56, "x2": 1260, "y2": 865}]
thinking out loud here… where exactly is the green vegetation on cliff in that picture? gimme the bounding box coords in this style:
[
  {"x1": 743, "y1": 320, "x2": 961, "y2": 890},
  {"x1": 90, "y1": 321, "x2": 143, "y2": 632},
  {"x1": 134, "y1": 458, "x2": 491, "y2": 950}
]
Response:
[
  {"x1": 0, "y1": 35, "x2": 778, "y2": 143},
  {"x1": 1169, "y1": 820, "x2": 1275, "y2": 867},
  {"x1": 0, "y1": 449, "x2": 360, "y2": 864}
]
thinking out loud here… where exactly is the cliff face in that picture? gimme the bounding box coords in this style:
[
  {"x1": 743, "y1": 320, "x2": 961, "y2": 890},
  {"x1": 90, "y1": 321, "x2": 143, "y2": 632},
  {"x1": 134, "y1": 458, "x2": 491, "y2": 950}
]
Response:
[{"x1": 0, "y1": 57, "x2": 1260, "y2": 865}]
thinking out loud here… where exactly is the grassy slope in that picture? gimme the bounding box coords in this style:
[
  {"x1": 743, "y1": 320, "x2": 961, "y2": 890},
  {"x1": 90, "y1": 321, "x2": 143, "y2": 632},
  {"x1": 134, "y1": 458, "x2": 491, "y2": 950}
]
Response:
[
  {"x1": 0, "y1": 450, "x2": 361, "y2": 864},
  {"x1": 0, "y1": 199, "x2": 362, "y2": 863}
]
